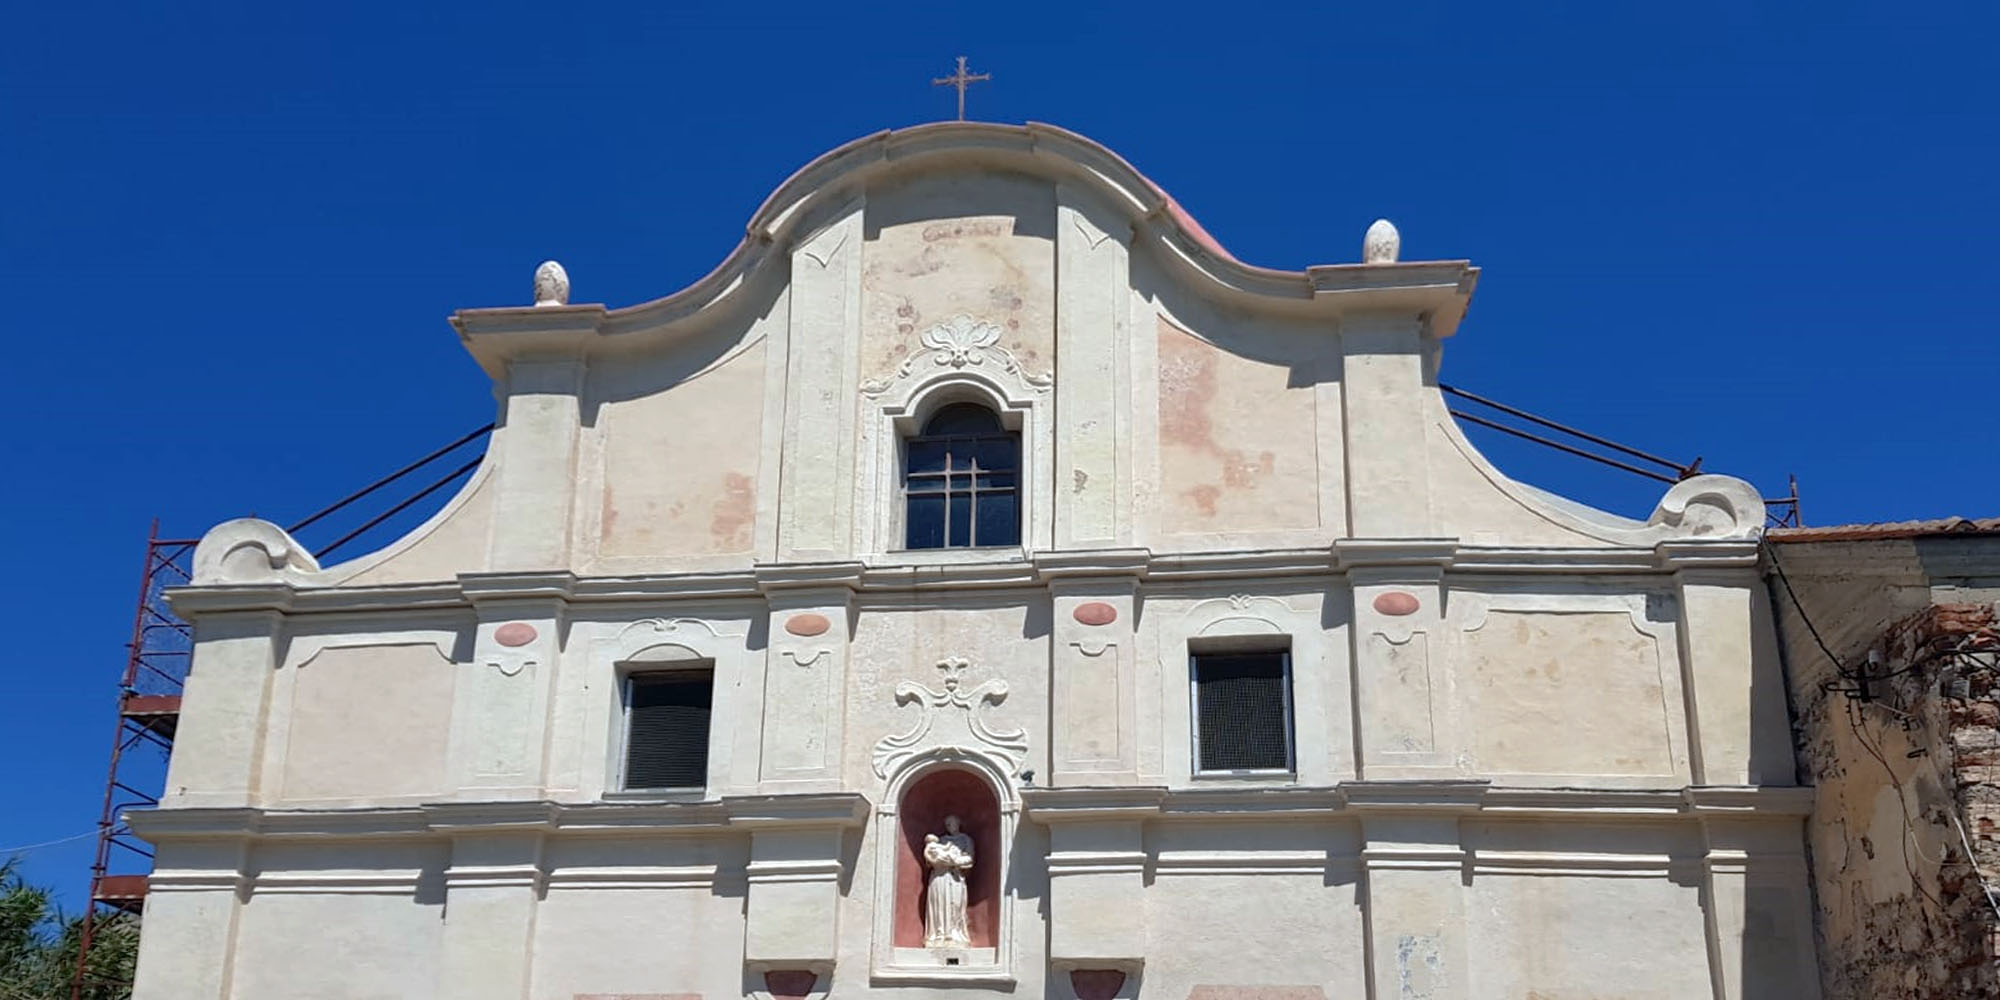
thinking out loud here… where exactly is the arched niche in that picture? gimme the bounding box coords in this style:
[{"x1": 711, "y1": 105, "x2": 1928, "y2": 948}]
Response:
[
  {"x1": 894, "y1": 768, "x2": 1002, "y2": 948},
  {"x1": 871, "y1": 752, "x2": 1018, "y2": 984}
]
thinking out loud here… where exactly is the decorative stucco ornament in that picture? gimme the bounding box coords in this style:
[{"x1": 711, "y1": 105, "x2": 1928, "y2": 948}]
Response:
[
  {"x1": 533, "y1": 260, "x2": 570, "y2": 306},
  {"x1": 1363, "y1": 219, "x2": 1401, "y2": 264},
  {"x1": 872, "y1": 657, "x2": 1029, "y2": 779},
  {"x1": 862, "y1": 315, "x2": 1054, "y2": 397}
]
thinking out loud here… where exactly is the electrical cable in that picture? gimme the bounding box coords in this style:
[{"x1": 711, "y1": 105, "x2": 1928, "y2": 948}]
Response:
[{"x1": 0, "y1": 828, "x2": 101, "y2": 856}]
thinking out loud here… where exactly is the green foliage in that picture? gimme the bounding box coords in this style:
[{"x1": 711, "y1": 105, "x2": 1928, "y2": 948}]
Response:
[{"x1": 0, "y1": 861, "x2": 135, "y2": 1000}]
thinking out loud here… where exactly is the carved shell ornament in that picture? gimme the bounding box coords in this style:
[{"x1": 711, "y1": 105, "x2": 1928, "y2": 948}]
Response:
[
  {"x1": 861, "y1": 315, "x2": 1053, "y2": 396},
  {"x1": 872, "y1": 657, "x2": 1030, "y2": 779}
]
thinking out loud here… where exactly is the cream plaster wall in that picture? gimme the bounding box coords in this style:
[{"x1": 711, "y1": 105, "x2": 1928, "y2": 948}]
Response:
[
  {"x1": 137, "y1": 123, "x2": 1811, "y2": 1000},
  {"x1": 277, "y1": 642, "x2": 456, "y2": 804},
  {"x1": 1156, "y1": 317, "x2": 1320, "y2": 537},
  {"x1": 593, "y1": 342, "x2": 767, "y2": 562},
  {"x1": 858, "y1": 169, "x2": 1056, "y2": 387},
  {"x1": 231, "y1": 890, "x2": 443, "y2": 1000}
]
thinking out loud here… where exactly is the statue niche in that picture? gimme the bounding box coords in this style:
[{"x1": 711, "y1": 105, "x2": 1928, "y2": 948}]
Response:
[{"x1": 895, "y1": 768, "x2": 1000, "y2": 952}]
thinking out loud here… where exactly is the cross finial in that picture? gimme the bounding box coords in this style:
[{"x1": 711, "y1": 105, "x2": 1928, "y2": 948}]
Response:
[{"x1": 932, "y1": 56, "x2": 991, "y2": 122}]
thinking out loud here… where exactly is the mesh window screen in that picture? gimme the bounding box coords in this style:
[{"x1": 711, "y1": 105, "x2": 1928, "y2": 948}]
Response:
[
  {"x1": 624, "y1": 671, "x2": 713, "y2": 789},
  {"x1": 1194, "y1": 651, "x2": 1291, "y2": 771}
]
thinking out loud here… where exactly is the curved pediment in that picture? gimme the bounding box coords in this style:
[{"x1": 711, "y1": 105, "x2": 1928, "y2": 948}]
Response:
[{"x1": 451, "y1": 121, "x2": 1478, "y2": 377}]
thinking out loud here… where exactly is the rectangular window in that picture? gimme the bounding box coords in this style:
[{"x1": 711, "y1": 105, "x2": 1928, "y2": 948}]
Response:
[
  {"x1": 623, "y1": 669, "x2": 713, "y2": 790},
  {"x1": 1191, "y1": 648, "x2": 1294, "y2": 773}
]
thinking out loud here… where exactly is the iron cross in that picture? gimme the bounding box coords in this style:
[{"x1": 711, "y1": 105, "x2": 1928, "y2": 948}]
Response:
[{"x1": 932, "y1": 56, "x2": 991, "y2": 121}]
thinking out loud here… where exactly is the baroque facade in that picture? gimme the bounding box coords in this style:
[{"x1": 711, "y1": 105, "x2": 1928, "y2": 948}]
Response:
[{"x1": 130, "y1": 123, "x2": 1818, "y2": 1000}]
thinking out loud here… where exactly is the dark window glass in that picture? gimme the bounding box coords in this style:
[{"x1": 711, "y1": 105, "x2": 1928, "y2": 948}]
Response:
[
  {"x1": 1193, "y1": 650, "x2": 1292, "y2": 772},
  {"x1": 903, "y1": 403, "x2": 1021, "y2": 549},
  {"x1": 624, "y1": 670, "x2": 713, "y2": 789}
]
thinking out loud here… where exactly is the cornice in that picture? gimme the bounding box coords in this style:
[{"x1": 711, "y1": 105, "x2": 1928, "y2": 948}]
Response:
[
  {"x1": 721, "y1": 792, "x2": 870, "y2": 829},
  {"x1": 753, "y1": 561, "x2": 869, "y2": 594},
  {"x1": 1017, "y1": 781, "x2": 1813, "y2": 825},
  {"x1": 1681, "y1": 785, "x2": 1815, "y2": 818},
  {"x1": 1021, "y1": 786, "x2": 1167, "y2": 822},
  {"x1": 1030, "y1": 548, "x2": 1153, "y2": 581},
  {"x1": 128, "y1": 793, "x2": 871, "y2": 843},
  {"x1": 458, "y1": 571, "x2": 579, "y2": 603},
  {"x1": 1655, "y1": 539, "x2": 1762, "y2": 573},
  {"x1": 164, "y1": 542, "x2": 1754, "y2": 619},
  {"x1": 1333, "y1": 539, "x2": 1460, "y2": 569}
]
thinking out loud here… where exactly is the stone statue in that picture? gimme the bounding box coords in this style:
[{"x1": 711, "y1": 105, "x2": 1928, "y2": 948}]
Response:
[{"x1": 922, "y1": 815, "x2": 974, "y2": 948}]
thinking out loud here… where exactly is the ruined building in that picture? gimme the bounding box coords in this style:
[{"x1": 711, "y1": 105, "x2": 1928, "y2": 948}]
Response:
[
  {"x1": 126, "y1": 123, "x2": 1820, "y2": 1000},
  {"x1": 1768, "y1": 519, "x2": 2000, "y2": 999}
]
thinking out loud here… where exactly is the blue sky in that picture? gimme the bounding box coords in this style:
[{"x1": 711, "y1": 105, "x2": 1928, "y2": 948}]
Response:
[{"x1": 4, "y1": 2, "x2": 1994, "y2": 902}]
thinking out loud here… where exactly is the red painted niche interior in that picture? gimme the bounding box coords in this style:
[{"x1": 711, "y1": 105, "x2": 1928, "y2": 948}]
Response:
[
  {"x1": 894, "y1": 768, "x2": 1001, "y2": 948},
  {"x1": 1072, "y1": 970, "x2": 1128, "y2": 1000},
  {"x1": 764, "y1": 970, "x2": 817, "y2": 1000}
]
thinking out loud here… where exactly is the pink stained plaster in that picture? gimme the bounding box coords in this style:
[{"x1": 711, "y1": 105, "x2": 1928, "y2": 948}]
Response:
[
  {"x1": 494, "y1": 622, "x2": 538, "y2": 647},
  {"x1": 1186, "y1": 988, "x2": 1326, "y2": 1000},
  {"x1": 1372, "y1": 591, "x2": 1421, "y2": 616},
  {"x1": 785, "y1": 613, "x2": 832, "y2": 637},
  {"x1": 1073, "y1": 602, "x2": 1118, "y2": 626},
  {"x1": 574, "y1": 995, "x2": 701, "y2": 1000}
]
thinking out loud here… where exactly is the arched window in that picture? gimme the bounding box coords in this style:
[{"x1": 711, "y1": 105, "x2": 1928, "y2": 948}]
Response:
[{"x1": 903, "y1": 402, "x2": 1020, "y2": 549}]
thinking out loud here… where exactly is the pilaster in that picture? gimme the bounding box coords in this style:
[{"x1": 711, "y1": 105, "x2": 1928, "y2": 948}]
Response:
[
  {"x1": 128, "y1": 840, "x2": 250, "y2": 1000},
  {"x1": 1340, "y1": 312, "x2": 1433, "y2": 537},
  {"x1": 487, "y1": 357, "x2": 585, "y2": 572},
  {"x1": 755, "y1": 564, "x2": 864, "y2": 792},
  {"x1": 1338, "y1": 541, "x2": 1457, "y2": 779},
  {"x1": 451, "y1": 574, "x2": 573, "y2": 799},
  {"x1": 1686, "y1": 788, "x2": 1820, "y2": 1000},
  {"x1": 164, "y1": 609, "x2": 284, "y2": 808},
  {"x1": 1661, "y1": 542, "x2": 1794, "y2": 785},
  {"x1": 1055, "y1": 189, "x2": 1132, "y2": 547},
  {"x1": 432, "y1": 807, "x2": 548, "y2": 1000},
  {"x1": 732, "y1": 794, "x2": 868, "y2": 977},
  {"x1": 1347, "y1": 781, "x2": 1484, "y2": 1000},
  {"x1": 1023, "y1": 788, "x2": 1161, "y2": 975},
  {"x1": 1042, "y1": 552, "x2": 1149, "y2": 785},
  {"x1": 779, "y1": 204, "x2": 865, "y2": 559}
]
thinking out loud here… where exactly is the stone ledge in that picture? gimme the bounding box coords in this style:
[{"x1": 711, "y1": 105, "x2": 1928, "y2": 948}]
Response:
[{"x1": 128, "y1": 792, "x2": 870, "y2": 842}]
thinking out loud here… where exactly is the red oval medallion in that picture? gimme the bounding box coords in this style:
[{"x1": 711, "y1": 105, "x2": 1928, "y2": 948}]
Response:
[
  {"x1": 786, "y1": 613, "x2": 831, "y2": 637},
  {"x1": 1073, "y1": 602, "x2": 1118, "y2": 626},
  {"x1": 1372, "y1": 591, "x2": 1420, "y2": 616},
  {"x1": 494, "y1": 622, "x2": 538, "y2": 647}
]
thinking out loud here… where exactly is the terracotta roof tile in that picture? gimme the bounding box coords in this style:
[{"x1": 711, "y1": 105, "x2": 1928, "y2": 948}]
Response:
[{"x1": 1767, "y1": 517, "x2": 2000, "y2": 543}]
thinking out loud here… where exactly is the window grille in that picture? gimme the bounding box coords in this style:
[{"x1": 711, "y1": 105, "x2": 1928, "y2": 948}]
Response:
[
  {"x1": 623, "y1": 669, "x2": 713, "y2": 790},
  {"x1": 1191, "y1": 649, "x2": 1293, "y2": 773},
  {"x1": 903, "y1": 402, "x2": 1021, "y2": 550}
]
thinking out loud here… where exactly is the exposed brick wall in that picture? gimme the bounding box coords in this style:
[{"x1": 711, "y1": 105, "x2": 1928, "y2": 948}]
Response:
[{"x1": 1791, "y1": 602, "x2": 2000, "y2": 999}]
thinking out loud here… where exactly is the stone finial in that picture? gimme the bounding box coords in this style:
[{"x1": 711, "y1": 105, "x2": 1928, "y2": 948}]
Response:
[
  {"x1": 533, "y1": 260, "x2": 570, "y2": 307},
  {"x1": 1363, "y1": 219, "x2": 1401, "y2": 264}
]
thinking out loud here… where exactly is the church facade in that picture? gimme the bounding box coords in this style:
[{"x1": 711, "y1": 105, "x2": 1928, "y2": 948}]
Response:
[{"x1": 131, "y1": 123, "x2": 1817, "y2": 1000}]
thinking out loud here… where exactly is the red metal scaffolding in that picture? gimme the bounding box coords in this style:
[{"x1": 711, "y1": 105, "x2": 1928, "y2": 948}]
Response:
[{"x1": 69, "y1": 523, "x2": 196, "y2": 999}]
